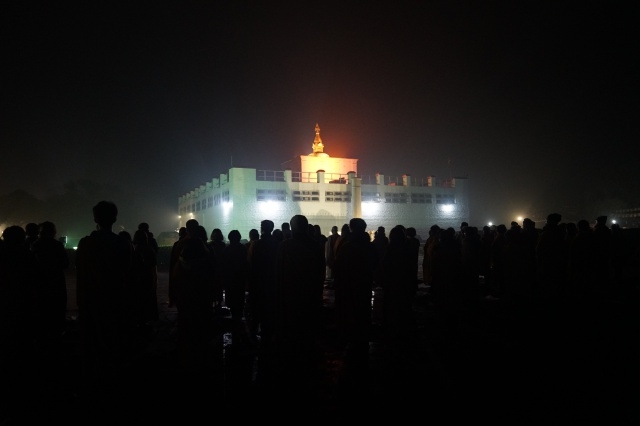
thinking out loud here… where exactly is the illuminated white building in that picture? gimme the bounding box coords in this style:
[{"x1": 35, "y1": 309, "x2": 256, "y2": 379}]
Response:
[{"x1": 178, "y1": 124, "x2": 469, "y2": 239}]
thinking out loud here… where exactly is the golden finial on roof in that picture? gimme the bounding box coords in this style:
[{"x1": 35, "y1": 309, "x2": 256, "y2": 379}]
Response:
[{"x1": 312, "y1": 123, "x2": 324, "y2": 154}]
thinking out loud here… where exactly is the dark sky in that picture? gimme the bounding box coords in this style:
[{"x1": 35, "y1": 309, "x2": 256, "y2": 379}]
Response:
[{"x1": 2, "y1": 1, "x2": 639, "y2": 235}]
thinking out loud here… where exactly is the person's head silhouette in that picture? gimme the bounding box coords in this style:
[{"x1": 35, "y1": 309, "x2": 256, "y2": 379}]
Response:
[{"x1": 93, "y1": 201, "x2": 118, "y2": 230}]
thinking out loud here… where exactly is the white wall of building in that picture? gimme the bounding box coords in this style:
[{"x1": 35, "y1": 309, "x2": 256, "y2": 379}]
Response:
[{"x1": 179, "y1": 167, "x2": 469, "y2": 241}]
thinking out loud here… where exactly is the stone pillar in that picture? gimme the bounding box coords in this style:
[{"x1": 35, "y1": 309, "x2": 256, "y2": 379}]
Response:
[
  {"x1": 402, "y1": 174, "x2": 411, "y2": 186},
  {"x1": 347, "y1": 171, "x2": 355, "y2": 184},
  {"x1": 317, "y1": 170, "x2": 325, "y2": 183},
  {"x1": 351, "y1": 175, "x2": 362, "y2": 219},
  {"x1": 284, "y1": 169, "x2": 292, "y2": 182},
  {"x1": 376, "y1": 172, "x2": 384, "y2": 185}
]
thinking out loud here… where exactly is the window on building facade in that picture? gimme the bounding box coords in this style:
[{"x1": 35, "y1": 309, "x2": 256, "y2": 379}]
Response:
[
  {"x1": 256, "y1": 170, "x2": 286, "y2": 182},
  {"x1": 411, "y1": 193, "x2": 433, "y2": 203},
  {"x1": 214, "y1": 194, "x2": 221, "y2": 206},
  {"x1": 207, "y1": 197, "x2": 213, "y2": 208},
  {"x1": 292, "y1": 190, "x2": 320, "y2": 201},
  {"x1": 436, "y1": 194, "x2": 455, "y2": 204},
  {"x1": 222, "y1": 191, "x2": 230, "y2": 202},
  {"x1": 362, "y1": 192, "x2": 382, "y2": 203},
  {"x1": 384, "y1": 193, "x2": 408, "y2": 203},
  {"x1": 256, "y1": 189, "x2": 287, "y2": 201},
  {"x1": 325, "y1": 191, "x2": 351, "y2": 202},
  {"x1": 196, "y1": 201, "x2": 201, "y2": 211}
]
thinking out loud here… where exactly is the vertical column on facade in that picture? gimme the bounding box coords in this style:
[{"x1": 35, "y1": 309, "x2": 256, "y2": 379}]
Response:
[
  {"x1": 284, "y1": 169, "x2": 292, "y2": 182},
  {"x1": 317, "y1": 170, "x2": 325, "y2": 183},
  {"x1": 349, "y1": 171, "x2": 362, "y2": 219}
]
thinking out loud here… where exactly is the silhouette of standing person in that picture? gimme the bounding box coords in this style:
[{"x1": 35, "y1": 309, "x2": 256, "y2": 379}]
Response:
[
  {"x1": 281, "y1": 222, "x2": 292, "y2": 240},
  {"x1": 380, "y1": 225, "x2": 415, "y2": 339},
  {"x1": 221, "y1": 229, "x2": 248, "y2": 336},
  {"x1": 24, "y1": 222, "x2": 39, "y2": 248},
  {"x1": 138, "y1": 222, "x2": 159, "y2": 254},
  {"x1": 172, "y1": 219, "x2": 217, "y2": 373},
  {"x1": 372, "y1": 226, "x2": 389, "y2": 287},
  {"x1": 0, "y1": 226, "x2": 36, "y2": 338},
  {"x1": 567, "y1": 219, "x2": 597, "y2": 300},
  {"x1": 272, "y1": 228, "x2": 284, "y2": 244},
  {"x1": 479, "y1": 225, "x2": 494, "y2": 296},
  {"x1": 247, "y1": 219, "x2": 278, "y2": 344},
  {"x1": 75, "y1": 201, "x2": 133, "y2": 396},
  {"x1": 422, "y1": 224, "x2": 441, "y2": 292},
  {"x1": 521, "y1": 218, "x2": 539, "y2": 299},
  {"x1": 137, "y1": 222, "x2": 159, "y2": 304},
  {"x1": 130, "y1": 229, "x2": 159, "y2": 332},
  {"x1": 0, "y1": 225, "x2": 38, "y2": 410},
  {"x1": 460, "y1": 225, "x2": 481, "y2": 310},
  {"x1": 313, "y1": 224, "x2": 328, "y2": 251},
  {"x1": 405, "y1": 226, "x2": 421, "y2": 286},
  {"x1": 429, "y1": 227, "x2": 463, "y2": 336},
  {"x1": 168, "y1": 226, "x2": 186, "y2": 309},
  {"x1": 245, "y1": 228, "x2": 260, "y2": 262},
  {"x1": 208, "y1": 228, "x2": 227, "y2": 315},
  {"x1": 325, "y1": 225, "x2": 340, "y2": 281},
  {"x1": 248, "y1": 219, "x2": 280, "y2": 394},
  {"x1": 333, "y1": 223, "x2": 351, "y2": 262},
  {"x1": 333, "y1": 217, "x2": 379, "y2": 386},
  {"x1": 536, "y1": 213, "x2": 566, "y2": 304},
  {"x1": 30, "y1": 221, "x2": 70, "y2": 344},
  {"x1": 271, "y1": 214, "x2": 325, "y2": 398},
  {"x1": 491, "y1": 224, "x2": 508, "y2": 298},
  {"x1": 592, "y1": 215, "x2": 612, "y2": 295}
]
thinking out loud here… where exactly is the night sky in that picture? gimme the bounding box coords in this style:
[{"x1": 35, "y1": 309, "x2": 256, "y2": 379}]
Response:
[{"x1": 3, "y1": 2, "x2": 639, "y2": 237}]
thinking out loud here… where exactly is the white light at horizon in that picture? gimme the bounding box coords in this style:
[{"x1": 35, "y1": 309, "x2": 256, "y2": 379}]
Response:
[
  {"x1": 258, "y1": 200, "x2": 282, "y2": 216},
  {"x1": 222, "y1": 201, "x2": 233, "y2": 216},
  {"x1": 362, "y1": 201, "x2": 381, "y2": 215}
]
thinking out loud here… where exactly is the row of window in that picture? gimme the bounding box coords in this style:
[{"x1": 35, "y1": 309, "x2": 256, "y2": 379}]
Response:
[
  {"x1": 257, "y1": 189, "x2": 287, "y2": 201},
  {"x1": 180, "y1": 190, "x2": 456, "y2": 213},
  {"x1": 179, "y1": 192, "x2": 230, "y2": 215},
  {"x1": 363, "y1": 192, "x2": 455, "y2": 204},
  {"x1": 292, "y1": 190, "x2": 321, "y2": 201},
  {"x1": 256, "y1": 190, "x2": 454, "y2": 204}
]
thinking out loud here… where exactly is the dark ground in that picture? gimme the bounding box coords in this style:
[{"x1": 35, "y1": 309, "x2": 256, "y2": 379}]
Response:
[{"x1": 2, "y1": 263, "x2": 640, "y2": 424}]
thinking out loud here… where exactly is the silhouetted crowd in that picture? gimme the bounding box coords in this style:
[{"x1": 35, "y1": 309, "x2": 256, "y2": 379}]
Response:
[
  {"x1": 424, "y1": 215, "x2": 632, "y2": 310},
  {"x1": 1, "y1": 203, "x2": 639, "y2": 418}
]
